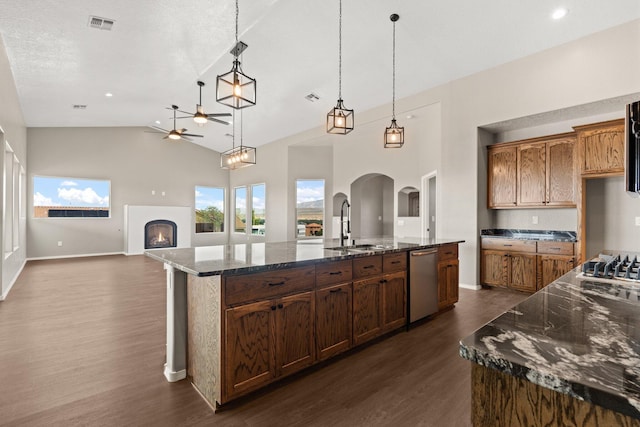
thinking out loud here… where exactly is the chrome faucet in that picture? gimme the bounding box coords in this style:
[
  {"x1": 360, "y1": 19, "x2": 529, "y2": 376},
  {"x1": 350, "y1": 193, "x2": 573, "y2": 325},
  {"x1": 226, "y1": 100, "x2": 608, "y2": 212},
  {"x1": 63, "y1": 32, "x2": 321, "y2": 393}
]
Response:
[{"x1": 340, "y1": 199, "x2": 351, "y2": 247}]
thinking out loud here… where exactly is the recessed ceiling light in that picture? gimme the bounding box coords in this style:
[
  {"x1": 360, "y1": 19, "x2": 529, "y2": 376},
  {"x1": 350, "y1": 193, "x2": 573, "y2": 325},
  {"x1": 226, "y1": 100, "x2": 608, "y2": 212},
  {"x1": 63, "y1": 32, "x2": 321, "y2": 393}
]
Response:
[
  {"x1": 155, "y1": 120, "x2": 161, "y2": 125},
  {"x1": 551, "y1": 8, "x2": 568, "y2": 20},
  {"x1": 105, "y1": 92, "x2": 113, "y2": 97},
  {"x1": 406, "y1": 114, "x2": 414, "y2": 119}
]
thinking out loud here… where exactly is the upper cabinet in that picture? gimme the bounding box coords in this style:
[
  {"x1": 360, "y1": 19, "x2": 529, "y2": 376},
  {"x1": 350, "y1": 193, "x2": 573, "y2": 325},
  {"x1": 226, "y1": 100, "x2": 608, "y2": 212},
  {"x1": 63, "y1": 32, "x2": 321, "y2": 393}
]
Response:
[
  {"x1": 573, "y1": 119, "x2": 625, "y2": 177},
  {"x1": 488, "y1": 146, "x2": 517, "y2": 208},
  {"x1": 488, "y1": 134, "x2": 576, "y2": 209}
]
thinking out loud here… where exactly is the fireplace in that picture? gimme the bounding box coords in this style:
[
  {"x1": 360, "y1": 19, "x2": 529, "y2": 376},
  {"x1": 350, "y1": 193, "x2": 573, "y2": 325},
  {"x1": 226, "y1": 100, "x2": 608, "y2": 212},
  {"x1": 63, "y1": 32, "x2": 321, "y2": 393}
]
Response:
[{"x1": 145, "y1": 220, "x2": 177, "y2": 249}]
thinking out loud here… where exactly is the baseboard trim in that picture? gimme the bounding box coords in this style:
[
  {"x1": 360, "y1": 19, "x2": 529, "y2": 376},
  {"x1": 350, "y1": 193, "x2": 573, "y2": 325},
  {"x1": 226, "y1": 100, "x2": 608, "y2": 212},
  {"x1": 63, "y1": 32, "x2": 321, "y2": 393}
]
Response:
[
  {"x1": 27, "y1": 252, "x2": 125, "y2": 261},
  {"x1": 164, "y1": 364, "x2": 187, "y2": 382},
  {"x1": 460, "y1": 283, "x2": 482, "y2": 291},
  {"x1": 1, "y1": 258, "x2": 27, "y2": 301}
]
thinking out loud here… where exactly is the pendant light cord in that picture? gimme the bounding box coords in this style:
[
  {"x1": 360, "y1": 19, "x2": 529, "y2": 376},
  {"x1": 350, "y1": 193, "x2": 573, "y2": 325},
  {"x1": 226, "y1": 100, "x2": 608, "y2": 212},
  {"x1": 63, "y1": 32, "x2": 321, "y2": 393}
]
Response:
[
  {"x1": 338, "y1": 0, "x2": 342, "y2": 100},
  {"x1": 235, "y1": 0, "x2": 239, "y2": 55},
  {"x1": 392, "y1": 18, "x2": 396, "y2": 120}
]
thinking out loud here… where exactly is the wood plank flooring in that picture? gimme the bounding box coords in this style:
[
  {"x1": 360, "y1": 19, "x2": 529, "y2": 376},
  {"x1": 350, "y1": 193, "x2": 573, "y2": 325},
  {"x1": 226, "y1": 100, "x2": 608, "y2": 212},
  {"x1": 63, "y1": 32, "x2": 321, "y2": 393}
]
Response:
[{"x1": 0, "y1": 255, "x2": 527, "y2": 426}]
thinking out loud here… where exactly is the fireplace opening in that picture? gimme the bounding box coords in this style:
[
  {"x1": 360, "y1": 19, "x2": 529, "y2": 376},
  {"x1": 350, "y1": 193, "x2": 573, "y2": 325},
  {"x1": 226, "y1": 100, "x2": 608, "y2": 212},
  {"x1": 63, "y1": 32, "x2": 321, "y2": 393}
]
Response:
[{"x1": 145, "y1": 220, "x2": 177, "y2": 249}]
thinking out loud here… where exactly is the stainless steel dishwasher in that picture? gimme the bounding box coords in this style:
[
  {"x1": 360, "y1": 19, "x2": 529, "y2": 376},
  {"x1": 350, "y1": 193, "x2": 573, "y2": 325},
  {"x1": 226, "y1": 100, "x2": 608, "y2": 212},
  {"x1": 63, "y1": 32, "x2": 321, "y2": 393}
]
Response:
[{"x1": 409, "y1": 248, "x2": 439, "y2": 322}]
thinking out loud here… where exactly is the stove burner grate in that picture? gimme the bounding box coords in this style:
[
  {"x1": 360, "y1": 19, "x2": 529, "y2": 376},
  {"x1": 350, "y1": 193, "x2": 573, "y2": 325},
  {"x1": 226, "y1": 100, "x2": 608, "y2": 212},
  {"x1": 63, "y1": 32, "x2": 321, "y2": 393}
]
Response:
[{"x1": 582, "y1": 254, "x2": 640, "y2": 281}]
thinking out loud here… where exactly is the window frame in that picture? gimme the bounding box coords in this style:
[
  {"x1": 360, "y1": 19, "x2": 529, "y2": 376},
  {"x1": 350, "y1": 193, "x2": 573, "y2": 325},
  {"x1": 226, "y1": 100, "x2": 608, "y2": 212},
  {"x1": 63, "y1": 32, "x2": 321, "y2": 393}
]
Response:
[
  {"x1": 250, "y1": 183, "x2": 266, "y2": 236},
  {"x1": 32, "y1": 175, "x2": 111, "y2": 219},
  {"x1": 295, "y1": 179, "x2": 325, "y2": 239},
  {"x1": 233, "y1": 186, "x2": 248, "y2": 234},
  {"x1": 194, "y1": 185, "x2": 225, "y2": 234}
]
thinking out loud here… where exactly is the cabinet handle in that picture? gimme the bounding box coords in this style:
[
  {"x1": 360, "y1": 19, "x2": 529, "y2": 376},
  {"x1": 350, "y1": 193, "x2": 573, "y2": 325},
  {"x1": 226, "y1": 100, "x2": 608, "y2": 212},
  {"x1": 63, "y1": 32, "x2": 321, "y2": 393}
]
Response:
[
  {"x1": 391, "y1": 260, "x2": 401, "y2": 264},
  {"x1": 445, "y1": 251, "x2": 453, "y2": 255},
  {"x1": 329, "y1": 288, "x2": 342, "y2": 293},
  {"x1": 277, "y1": 303, "x2": 284, "y2": 309},
  {"x1": 550, "y1": 247, "x2": 561, "y2": 251},
  {"x1": 380, "y1": 279, "x2": 388, "y2": 284},
  {"x1": 363, "y1": 265, "x2": 375, "y2": 269},
  {"x1": 271, "y1": 305, "x2": 276, "y2": 311},
  {"x1": 329, "y1": 271, "x2": 342, "y2": 275},
  {"x1": 268, "y1": 281, "x2": 285, "y2": 287},
  {"x1": 503, "y1": 244, "x2": 512, "y2": 247}
]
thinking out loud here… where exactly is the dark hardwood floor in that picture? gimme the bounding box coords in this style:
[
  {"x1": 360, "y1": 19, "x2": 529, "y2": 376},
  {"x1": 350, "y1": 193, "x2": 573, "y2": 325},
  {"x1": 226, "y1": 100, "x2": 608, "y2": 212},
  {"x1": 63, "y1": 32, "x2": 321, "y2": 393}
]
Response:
[{"x1": 0, "y1": 255, "x2": 527, "y2": 426}]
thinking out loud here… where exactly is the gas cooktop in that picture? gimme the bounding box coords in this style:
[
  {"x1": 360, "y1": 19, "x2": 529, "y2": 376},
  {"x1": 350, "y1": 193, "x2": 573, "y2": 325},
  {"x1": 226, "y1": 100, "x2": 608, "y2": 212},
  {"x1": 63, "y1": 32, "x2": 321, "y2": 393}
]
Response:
[{"x1": 581, "y1": 253, "x2": 640, "y2": 282}]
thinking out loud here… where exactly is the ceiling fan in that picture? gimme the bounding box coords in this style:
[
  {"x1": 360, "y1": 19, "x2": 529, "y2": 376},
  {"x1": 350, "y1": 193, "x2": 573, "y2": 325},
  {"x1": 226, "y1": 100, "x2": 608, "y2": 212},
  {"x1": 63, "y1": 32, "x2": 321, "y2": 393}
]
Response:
[
  {"x1": 176, "y1": 81, "x2": 232, "y2": 126},
  {"x1": 148, "y1": 105, "x2": 204, "y2": 142}
]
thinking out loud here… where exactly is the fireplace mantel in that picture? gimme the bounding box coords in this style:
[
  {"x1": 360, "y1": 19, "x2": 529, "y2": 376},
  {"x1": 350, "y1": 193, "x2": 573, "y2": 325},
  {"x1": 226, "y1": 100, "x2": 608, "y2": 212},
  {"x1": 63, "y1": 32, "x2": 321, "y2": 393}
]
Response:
[{"x1": 124, "y1": 205, "x2": 191, "y2": 255}]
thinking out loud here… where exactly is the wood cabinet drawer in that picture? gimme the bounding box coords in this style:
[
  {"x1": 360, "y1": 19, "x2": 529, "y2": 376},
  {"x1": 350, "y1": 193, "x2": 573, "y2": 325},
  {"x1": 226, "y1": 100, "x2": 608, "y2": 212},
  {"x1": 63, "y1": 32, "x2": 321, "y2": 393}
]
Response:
[
  {"x1": 481, "y1": 238, "x2": 536, "y2": 253},
  {"x1": 316, "y1": 260, "x2": 353, "y2": 288},
  {"x1": 438, "y1": 244, "x2": 458, "y2": 261},
  {"x1": 383, "y1": 252, "x2": 406, "y2": 273},
  {"x1": 225, "y1": 265, "x2": 315, "y2": 306},
  {"x1": 537, "y1": 241, "x2": 574, "y2": 256},
  {"x1": 353, "y1": 255, "x2": 382, "y2": 279}
]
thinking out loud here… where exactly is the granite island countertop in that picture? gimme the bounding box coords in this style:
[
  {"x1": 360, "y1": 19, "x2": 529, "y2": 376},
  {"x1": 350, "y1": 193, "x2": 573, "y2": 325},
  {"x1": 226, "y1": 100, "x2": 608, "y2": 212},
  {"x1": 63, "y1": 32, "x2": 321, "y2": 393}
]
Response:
[
  {"x1": 460, "y1": 268, "x2": 640, "y2": 419},
  {"x1": 145, "y1": 237, "x2": 465, "y2": 276}
]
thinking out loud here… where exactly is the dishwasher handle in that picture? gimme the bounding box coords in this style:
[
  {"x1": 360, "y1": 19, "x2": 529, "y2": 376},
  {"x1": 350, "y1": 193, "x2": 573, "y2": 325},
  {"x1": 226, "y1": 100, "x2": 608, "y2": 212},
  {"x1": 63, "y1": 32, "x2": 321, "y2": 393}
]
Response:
[{"x1": 411, "y1": 249, "x2": 438, "y2": 257}]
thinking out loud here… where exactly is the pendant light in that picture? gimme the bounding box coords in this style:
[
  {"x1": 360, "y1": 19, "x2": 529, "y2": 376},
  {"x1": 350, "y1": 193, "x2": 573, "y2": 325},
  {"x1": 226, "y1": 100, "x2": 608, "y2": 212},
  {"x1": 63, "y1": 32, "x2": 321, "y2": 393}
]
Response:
[
  {"x1": 326, "y1": 0, "x2": 354, "y2": 134},
  {"x1": 216, "y1": 0, "x2": 256, "y2": 109},
  {"x1": 220, "y1": 108, "x2": 256, "y2": 169},
  {"x1": 384, "y1": 14, "x2": 404, "y2": 148}
]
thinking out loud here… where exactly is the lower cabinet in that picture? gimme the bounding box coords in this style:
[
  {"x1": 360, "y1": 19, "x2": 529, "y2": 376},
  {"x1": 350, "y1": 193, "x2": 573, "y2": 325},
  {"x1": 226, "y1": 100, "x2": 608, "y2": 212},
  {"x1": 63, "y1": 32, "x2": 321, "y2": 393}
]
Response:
[
  {"x1": 353, "y1": 271, "x2": 407, "y2": 346},
  {"x1": 537, "y1": 255, "x2": 574, "y2": 290},
  {"x1": 224, "y1": 291, "x2": 315, "y2": 400},
  {"x1": 438, "y1": 259, "x2": 459, "y2": 310},
  {"x1": 481, "y1": 250, "x2": 537, "y2": 292},
  {"x1": 315, "y1": 283, "x2": 352, "y2": 361}
]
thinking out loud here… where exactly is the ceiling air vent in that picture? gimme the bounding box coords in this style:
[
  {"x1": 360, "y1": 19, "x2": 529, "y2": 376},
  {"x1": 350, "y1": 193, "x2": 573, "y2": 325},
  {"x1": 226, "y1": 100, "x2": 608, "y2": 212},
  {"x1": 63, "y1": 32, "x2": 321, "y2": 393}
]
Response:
[
  {"x1": 88, "y1": 16, "x2": 115, "y2": 31},
  {"x1": 305, "y1": 93, "x2": 320, "y2": 102},
  {"x1": 72, "y1": 105, "x2": 87, "y2": 109}
]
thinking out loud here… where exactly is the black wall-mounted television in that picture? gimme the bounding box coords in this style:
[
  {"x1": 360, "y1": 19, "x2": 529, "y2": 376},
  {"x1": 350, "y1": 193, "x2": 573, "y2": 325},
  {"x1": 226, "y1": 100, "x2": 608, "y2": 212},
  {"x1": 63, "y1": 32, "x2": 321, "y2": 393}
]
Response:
[{"x1": 625, "y1": 101, "x2": 640, "y2": 197}]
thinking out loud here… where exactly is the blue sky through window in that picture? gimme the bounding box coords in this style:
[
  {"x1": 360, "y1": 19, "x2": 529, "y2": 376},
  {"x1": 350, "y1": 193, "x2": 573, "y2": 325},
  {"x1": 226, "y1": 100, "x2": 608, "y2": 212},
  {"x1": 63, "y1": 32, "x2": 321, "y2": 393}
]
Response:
[
  {"x1": 33, "y1": 176, "x2": 110, "y2": 207},
  {"x1": 195, "y1": 186, "x2": 224, "y2": 211}
]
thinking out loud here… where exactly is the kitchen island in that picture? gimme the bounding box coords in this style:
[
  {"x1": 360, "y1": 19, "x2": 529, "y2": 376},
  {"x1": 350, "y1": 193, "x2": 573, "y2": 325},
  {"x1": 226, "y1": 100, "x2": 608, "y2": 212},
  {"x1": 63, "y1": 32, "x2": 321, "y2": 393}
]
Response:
[
  {"x1": 146, "y1": 237, "x2": 463, "y2": 408},
  {"x1": 460, "y1": 265, "x2": 640, "y2": 426}
]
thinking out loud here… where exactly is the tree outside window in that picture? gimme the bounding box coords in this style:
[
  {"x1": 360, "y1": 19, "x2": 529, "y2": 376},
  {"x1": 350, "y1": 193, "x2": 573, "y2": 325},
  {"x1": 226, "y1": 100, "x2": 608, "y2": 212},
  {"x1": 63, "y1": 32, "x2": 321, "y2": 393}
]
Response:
[{"x1": 195, "y1": 186, "x2": 224, "y2": 233}]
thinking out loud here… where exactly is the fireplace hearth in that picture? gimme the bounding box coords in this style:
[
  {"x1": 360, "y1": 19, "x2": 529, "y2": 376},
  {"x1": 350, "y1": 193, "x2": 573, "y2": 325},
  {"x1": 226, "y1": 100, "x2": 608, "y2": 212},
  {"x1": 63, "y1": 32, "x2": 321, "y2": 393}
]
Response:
[{"x1": 145, "y1": 220, "x2": 177, "y2": 249}]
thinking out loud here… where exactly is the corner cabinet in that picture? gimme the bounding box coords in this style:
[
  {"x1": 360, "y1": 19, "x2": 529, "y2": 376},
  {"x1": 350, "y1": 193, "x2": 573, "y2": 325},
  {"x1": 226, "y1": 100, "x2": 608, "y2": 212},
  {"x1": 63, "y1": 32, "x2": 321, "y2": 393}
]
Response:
[
  {"x1": 488, "y1": 134, "x2": 576, "y2": 209},
  {"x1": 574, "y1": 119, "x2": 625, "y2": 177}
]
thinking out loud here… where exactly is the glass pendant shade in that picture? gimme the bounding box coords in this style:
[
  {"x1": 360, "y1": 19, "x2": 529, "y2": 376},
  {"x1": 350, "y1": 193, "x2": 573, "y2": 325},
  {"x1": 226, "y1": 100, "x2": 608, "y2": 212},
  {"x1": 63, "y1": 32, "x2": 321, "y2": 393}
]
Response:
[
  {"x1": 220, "y1": 144, "x2": 257, "y2": 170},
  {"x1": 384, "y1": 119, "x2": 404, "y2": 148},
  {"x1": 327, "y1": 99, "x2": 354, "y2": 134},
  {"x1": 216, "y1": 60, "x2": 256, "y2": 109}
]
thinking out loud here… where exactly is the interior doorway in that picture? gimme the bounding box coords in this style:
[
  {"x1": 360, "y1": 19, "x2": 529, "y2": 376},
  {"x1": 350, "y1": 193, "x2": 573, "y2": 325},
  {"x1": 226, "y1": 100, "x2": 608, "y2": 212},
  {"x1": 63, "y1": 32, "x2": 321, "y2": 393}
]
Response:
[{"x1": 421, "y1": 172, "x2": 437, "y2": 239}]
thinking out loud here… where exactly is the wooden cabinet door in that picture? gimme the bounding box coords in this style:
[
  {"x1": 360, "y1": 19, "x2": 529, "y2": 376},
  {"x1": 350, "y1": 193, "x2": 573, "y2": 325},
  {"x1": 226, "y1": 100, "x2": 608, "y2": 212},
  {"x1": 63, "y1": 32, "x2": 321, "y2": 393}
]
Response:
[
  {"x1": 353, "y1": 277, "x2": 382, "y2": 345},
  {"x1": 538, "y1": 255, "x2": 574, "y2": 290},
  {"x1": 275, "y1": 291, "x2": 315, "y2": 378},
  {"x1": 488, "y1": 146, "x2": 517, "y2": 208},
  {"x1": 438, "y1": 260, "x2": 460, "y2": 309},
  {"x1": 225, "y1": 300, "x2": 276, "y2": 399},
  {"x1": 315, "y1": 283, "x2": 352, "y2": 361},
  {"x1": 481, "y1": 250, "x2": 507, "y2": 287},
  {"x1": 546, "y1": 138, "x2": 576, "y2": 206},
  {"x1": 508, "y1": 253, "x2": 537, "y2": 293},
  {"x1": 517, "y1": 142, "x2": 546, "y2": 206},
  {"x1": 577, "y1": 121, "x2": 625, "y2": 176},
  {"x1": 381, "y1": 271, "x2": 406, "y2": 332}
]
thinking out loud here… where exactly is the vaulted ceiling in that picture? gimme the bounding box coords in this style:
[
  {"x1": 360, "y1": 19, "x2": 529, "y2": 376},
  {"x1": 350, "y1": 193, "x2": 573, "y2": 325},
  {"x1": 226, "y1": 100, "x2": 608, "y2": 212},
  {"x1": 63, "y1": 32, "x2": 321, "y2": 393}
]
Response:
[{"x1": 1, "y1": 0, "x2": 639, "y2": 152}]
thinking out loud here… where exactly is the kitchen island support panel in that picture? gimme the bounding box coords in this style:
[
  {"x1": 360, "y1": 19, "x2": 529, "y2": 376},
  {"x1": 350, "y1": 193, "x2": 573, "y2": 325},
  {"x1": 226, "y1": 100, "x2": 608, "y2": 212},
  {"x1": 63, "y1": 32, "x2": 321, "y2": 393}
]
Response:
[{"x1": 164, "y1": 265, "x2": 187, "y2": 382}]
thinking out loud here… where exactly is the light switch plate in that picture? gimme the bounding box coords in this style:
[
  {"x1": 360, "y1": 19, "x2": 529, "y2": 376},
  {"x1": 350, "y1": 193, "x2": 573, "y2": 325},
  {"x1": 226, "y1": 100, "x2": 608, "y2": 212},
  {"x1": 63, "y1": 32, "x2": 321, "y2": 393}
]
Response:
[
  {"x1": 532, "y1": 216, "x2": 538, "y2": 224},
  {"x1": 635, "y1": 216, "x2": 640, "y2": 226}
]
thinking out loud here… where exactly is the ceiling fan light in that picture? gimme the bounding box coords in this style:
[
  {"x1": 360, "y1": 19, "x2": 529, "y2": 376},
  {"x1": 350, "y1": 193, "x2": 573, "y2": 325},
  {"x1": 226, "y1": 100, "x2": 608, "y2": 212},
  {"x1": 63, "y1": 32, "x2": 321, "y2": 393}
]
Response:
[
  {"x1": 193, "y1": 107, "x2": 208, "y2": 125},
  {"x1": 168, "y1": 131, "x2": 181, "y2": 140}
]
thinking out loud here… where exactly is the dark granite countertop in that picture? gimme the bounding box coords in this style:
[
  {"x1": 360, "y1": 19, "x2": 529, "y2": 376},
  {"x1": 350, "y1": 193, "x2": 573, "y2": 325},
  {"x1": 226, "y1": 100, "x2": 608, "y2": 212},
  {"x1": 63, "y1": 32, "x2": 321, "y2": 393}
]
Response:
[
  {"x1": 144, "y1": 237, "x2": 465, "y2": 276},
  {"x1": 460, "y1": 268, "x2": 640, "y2": 419},
  {"x1": 481, "y1": 228, "x2": 577, "y2": 242}
]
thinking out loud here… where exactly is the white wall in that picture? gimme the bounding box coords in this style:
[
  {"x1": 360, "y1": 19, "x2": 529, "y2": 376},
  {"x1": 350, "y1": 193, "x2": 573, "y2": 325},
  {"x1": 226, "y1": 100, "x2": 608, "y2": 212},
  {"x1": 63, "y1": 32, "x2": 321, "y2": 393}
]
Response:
[
  {"x1": 0, "y1": 35, "x2": 27, "y2": 299},
  {"x1": 27, "y1": 127, "x2": 228, "y2": 258}
]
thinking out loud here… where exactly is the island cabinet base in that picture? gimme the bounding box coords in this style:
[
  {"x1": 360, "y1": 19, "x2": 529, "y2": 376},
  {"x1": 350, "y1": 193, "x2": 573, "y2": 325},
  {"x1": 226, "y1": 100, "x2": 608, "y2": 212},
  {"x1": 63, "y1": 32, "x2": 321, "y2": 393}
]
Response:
[{"x1": 471, "y1": 364, "x2": 640, "y2": 427}]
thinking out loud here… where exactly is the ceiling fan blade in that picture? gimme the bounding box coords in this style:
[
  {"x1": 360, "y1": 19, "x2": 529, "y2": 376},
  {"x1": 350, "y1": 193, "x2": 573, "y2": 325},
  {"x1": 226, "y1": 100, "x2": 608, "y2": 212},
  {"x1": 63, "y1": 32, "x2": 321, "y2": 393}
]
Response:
[
  {"x1": 181, "y1": 133, "x2": 203, "y2": 137},
  {"x1": 163, "y1": 136, "x2": 169, "y2": 139},
  {"x1": 206, "y1": 112, "x2": 232, "y2": 117},
  {"x1": 175, "y1": 116, "x2": 192, "y2": 119},
  {"x1": 177, "y1": 109, "x2": 194, "y2": 116},
  {"x1": 207, "y1": 117, "x2": 231, "y2": 125}
]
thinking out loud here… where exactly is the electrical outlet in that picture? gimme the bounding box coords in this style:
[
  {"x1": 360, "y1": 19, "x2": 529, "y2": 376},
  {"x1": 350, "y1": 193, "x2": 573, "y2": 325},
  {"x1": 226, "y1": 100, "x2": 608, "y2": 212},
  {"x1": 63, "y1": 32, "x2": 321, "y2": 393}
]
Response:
[
  {"x1": 57, "y1": 241, "x2": 63, "y2": 247},
  {"x1": 151, "y1": 190, "x2": 155, "y2": 195},
  {"x1": 532, "y1": 216, "x2": 538, "y2": 225},
  {"x1": 635, "y1": 216, "x2": 640, "y2": 226},
  {"x1": 397, "y1": 220, "x2": 405, "y2": 226}
]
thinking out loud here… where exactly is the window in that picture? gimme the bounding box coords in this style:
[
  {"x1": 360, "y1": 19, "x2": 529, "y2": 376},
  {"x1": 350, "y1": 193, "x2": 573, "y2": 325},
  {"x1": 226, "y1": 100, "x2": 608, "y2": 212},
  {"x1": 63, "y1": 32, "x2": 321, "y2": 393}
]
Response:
[
  {"x1": 251, "y1": 183, "x2": 266, "y2": 235},
  {"x1": 234, "y1": 186, "x2": 247, "y2": 233},
  {"x1": 296, "y1": 179, "x2": 324, "y2": 238},
  {"x1": 195, "y1": 186, "x2": 224, "y2": 233},
  {"x1": 33, "y1": 176, "x2": 110, "y2": 218}
]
